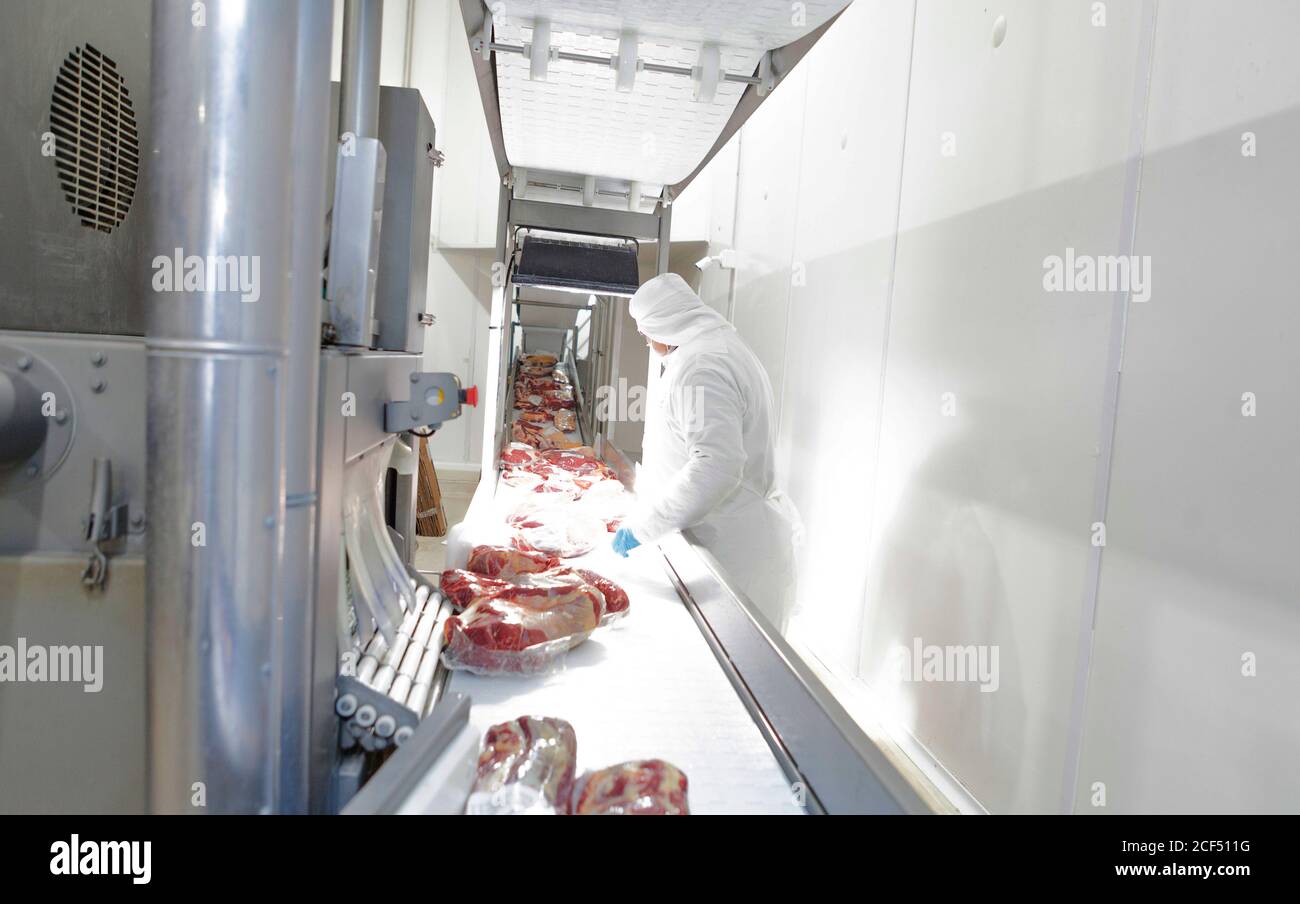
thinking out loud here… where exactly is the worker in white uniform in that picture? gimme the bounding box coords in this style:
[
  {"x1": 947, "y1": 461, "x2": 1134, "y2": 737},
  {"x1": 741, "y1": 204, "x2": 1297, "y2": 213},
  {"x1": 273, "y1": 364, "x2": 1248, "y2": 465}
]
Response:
[{"x1": 611, "y1": 273, "x2": 800, "y2": 631}]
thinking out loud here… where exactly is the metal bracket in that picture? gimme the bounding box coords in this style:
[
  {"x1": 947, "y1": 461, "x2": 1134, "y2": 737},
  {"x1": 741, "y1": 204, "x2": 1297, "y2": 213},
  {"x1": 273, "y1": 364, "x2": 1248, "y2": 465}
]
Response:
[
  {"x1": 336, "y1": 674, "x2": 421, "y2": 753},
  {"x1": 384, "y1": 371, "x2": 467, "y2": 432}
]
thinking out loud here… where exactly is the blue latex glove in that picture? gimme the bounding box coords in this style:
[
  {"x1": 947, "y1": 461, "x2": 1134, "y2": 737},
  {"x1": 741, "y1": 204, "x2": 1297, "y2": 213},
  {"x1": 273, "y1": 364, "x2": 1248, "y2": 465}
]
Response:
[{"x1": 611, "y1": 527, "x2": 641, "y2": 557}]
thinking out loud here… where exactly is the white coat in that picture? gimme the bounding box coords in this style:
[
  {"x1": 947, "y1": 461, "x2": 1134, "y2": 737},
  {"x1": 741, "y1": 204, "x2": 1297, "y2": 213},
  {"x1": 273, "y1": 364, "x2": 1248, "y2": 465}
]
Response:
[{"x1": 625, "y1": 274, "x2": 800, "y2": 631}]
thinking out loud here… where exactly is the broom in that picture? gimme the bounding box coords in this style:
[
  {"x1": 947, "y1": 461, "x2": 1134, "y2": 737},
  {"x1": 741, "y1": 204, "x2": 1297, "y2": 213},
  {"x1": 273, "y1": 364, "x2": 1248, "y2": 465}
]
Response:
[{"x1": 416, "y1": 436, "x2": 448, "y2": 537}]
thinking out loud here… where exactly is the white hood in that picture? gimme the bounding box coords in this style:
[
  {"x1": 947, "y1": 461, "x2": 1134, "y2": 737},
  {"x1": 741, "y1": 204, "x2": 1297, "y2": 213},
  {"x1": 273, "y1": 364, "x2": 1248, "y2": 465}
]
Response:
[{"x1": 628, "y1": 273, "x2": 733, "y2": 348}]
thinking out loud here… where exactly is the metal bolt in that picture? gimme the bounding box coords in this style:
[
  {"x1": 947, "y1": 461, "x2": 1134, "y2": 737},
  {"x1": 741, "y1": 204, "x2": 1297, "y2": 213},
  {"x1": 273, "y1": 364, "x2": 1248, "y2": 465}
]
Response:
[
  {"x1": 91, "y1": 378, "x2": 106, "y2": 393},
  {"x1": 131, "y1": 512, "x2": 146, "y2": 528},
  {"x1": 55, "y1": 409, "x2": 69, "y2": 425},
  {"x1": 16, "y1": 356, "x2": 32, "y2": 371},
  {"x1": 335, "y1": 694, "x2": 359, "y2": 718},
  {"x1": 374, "y1": 715, "x2": 397, "y2": 739},
  {"x1": 410, "y1": 373, "x2": 420, "y2": 383},
  {"x1": 394, "y1": 726, "x2": 414, "y2": 746},
  {"x1": 25, "y1": 462, "x2": 39, "y2": 477},
  {"x1": 91, "y1": 351, "x2": 106, "y2": 367}
]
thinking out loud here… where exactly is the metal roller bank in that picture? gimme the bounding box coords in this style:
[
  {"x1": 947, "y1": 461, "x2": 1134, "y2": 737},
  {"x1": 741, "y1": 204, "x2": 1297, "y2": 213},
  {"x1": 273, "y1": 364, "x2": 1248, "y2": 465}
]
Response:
[{"x1": 0, "y1": 0, "x2": 923, "y2": 815}]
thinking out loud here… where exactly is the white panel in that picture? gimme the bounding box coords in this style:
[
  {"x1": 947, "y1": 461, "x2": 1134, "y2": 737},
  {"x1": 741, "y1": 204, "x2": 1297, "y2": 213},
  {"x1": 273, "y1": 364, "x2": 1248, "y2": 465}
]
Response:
[
  {"x1": 857, "y1": 0, "x2": 1146, "y2": 813},
  {"x1": 491, "y1": 1, "x2": 849, "y2": 186},
  {"x1": 727, "y1": 65, "x2": 807, "y2": 404},
  {"x1": 1075, "y1": 0, "x2": 1300, "y2": 814},
  {"x1": 437, "y1": 0, "x2": 499, "y2": 246},
  {"x1": 423, "y1": 249, "x2": 492, "y2": 464},
  {"x1": 777, "y1": 0, "x2": 916, "y2": 676},
  {"x1": 380, "y1": 0, "x2": 411, "y2": 86}
]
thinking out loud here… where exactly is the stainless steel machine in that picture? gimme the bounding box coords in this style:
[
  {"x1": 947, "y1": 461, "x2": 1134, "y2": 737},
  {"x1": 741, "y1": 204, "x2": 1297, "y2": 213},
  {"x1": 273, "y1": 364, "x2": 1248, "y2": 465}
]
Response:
[{"x1": 0, "y1": 0, "x2": 471, "y2": 814}]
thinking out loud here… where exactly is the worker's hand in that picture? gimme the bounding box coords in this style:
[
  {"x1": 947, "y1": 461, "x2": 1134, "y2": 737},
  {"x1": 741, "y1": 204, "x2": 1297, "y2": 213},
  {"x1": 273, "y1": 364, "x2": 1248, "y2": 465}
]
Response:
[{"x1": 611, "y1": 527, "x2": 641, "y2": 558}]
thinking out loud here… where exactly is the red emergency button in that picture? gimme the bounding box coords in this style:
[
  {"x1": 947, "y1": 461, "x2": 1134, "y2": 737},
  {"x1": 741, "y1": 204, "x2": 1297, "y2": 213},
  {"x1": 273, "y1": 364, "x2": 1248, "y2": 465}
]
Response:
[{"x1": 460, "y1": 385, "x2": 479, "y2": 407}]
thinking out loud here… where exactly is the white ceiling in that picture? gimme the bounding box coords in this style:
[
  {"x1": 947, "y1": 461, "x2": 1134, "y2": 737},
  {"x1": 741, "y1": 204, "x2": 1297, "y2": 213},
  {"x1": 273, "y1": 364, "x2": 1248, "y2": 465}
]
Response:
[{"x1": 492, "y1": 0, "x2": 850, "y2": 193}]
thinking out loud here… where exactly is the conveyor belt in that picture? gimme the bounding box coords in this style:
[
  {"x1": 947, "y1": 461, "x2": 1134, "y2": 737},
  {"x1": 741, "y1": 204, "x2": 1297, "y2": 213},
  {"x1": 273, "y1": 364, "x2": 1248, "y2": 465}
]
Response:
[{"x1": 445, "y1": 473, "x2": 804, "y2": 815}]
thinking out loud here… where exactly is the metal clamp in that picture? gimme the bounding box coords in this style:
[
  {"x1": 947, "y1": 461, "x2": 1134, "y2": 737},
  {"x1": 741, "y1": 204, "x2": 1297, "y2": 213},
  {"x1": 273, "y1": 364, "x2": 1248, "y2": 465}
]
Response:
[{"x1": 82, "y1": 458, "x2": 130, "y2": 590}]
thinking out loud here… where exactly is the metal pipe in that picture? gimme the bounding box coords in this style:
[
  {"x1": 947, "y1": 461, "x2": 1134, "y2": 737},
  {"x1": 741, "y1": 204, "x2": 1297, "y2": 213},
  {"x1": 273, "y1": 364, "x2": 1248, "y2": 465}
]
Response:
[
  {"x1": 655, "y1": 202, "x2": 673, "y2": 276},
  {"x1": 146, "y1": 0, "x2": 303, "y2": 814},
  {"x1": 340, "y1": 0, "x2": 383, "y2": 141},
  {"x1": 280, "y1": 0, "x2": 333, "y2": 816}
]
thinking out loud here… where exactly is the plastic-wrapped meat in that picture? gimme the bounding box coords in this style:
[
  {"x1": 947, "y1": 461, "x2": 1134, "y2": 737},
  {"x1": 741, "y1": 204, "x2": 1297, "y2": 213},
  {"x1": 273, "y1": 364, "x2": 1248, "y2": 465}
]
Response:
[
  {"x1": 518, "y1": 376, "x2": 561, "y2": 394},
  {"x1": 539, "y1": 427, "x2": 582, "y2": 451},
  {"x1": 531, "y1": 478, "x2": 583, "y2": 501},
  {"x1": 552, "y1": 409, "x2": 577, "y2": 433},
  {"x1": 573, "y1": 568, "x2": 630, "y2": 617},
  {"x1": 441, "y1": 583, "x2": 602, "y2": 675},
  {"x1": 508, "y1": 503, "x2": 606, "y2": 558},
  {"x1": 467, "y1": 544, "x2": 559, "y2": 580},
  {"x1": 462, "y1": 544, "x2": 627, "y2": 620},
  {"x1": 570, "y1": 760, "x2": 690, "y2": 815},
  {"x1": 512, "y1": 420, "x2": 544, "y2": 447},
  {"x1": 513, "y1": 392, "x2": 545, "y2": 411},
  {"x1": 520, "y1": 353, "x2": 557, "y2": 368},
  {"x1": 439, "y1": 568, "x2": 514, "y2": 611},
  {"x1": 573, "y1": 479, "x2": 629, "y2": 531},
  {"x1": 541, "y1": 390, "x2": 575, "y2": 410},
  {"x1": 535, "y1": 449, "x2": 607, "y2": 476},
  {"x1": 518, "y1": 566, "x2": 630, "y2": 621},
  {"x1": 500, "y1": 442, "x2": 537, "y2": 466},
  {"x1": 519, "y1": 410, "x2": 551, "y2": 424},
  {"x1": 467, "y1": 716, "x2": 577, "y2": 815}
]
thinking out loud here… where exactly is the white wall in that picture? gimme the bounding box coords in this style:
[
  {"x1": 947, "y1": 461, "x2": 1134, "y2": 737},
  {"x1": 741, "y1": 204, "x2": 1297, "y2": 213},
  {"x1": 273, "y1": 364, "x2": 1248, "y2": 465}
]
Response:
[
  {"x1": 330, "y1": 0, "x2": 498, "y2": 469},
  {"x1": 684, "y1": 0, "x2": 1300, "y2": 813},
  {"x1": 1074, "y1": 0, "x2": 1300, "y2": 814}
]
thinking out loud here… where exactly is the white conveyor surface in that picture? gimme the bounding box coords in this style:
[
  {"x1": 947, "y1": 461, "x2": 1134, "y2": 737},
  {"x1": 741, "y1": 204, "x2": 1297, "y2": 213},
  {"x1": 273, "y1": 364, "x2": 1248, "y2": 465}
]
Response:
[{"x1": 445, "y1": 476, "x2": 803, "y2": 815}]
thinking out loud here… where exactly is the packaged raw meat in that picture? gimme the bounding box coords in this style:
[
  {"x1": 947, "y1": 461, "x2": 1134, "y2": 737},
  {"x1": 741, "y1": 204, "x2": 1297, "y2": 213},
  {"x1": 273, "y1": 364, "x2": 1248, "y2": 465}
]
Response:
[
  {"x1": 508, "y1": 501, "x2": 606, "y2": 558},
  {"x1": 500, "y1": 442, "x2": 537, "y2": 466},
  {"x1": 517, "y1": 375, "x2": 561, "y2": 393},
  {"x1": 520, "y1": 352, "x2": 557, "y2": 368},
  {"x1": 530, "y1": 478, "x2": 583, "y2": 501},
  {"x1": 538, "y1": 427, "x2": 583, "y2": 451},
  {"x1": 547, "y1": 449, "x2": 604, "y2": 469},
  {"x1": 462, "y1": 544, "x2": 628, "y2": 622},
  {"x1": 440, "y1": 583, "x2": 601, "y2": 676},
  {"x1": 501, "y1": 468, "x2": 546, "y2": 491},
  {"x1": 573, "y1": 568, "x2": 630, "y2": 619},
  {"x1": 570, "y1": 760, "x2": 690, "y2": 815},
  {"x1": 573, "y1": 479, "x2": 630, "y2": 531},
  {"x1": 466, "y1": 544, "x2": 559, "y2": 579},
  {"x1": 519, "y1": 409, "x2": 551, "y2": 424},
  {"x1": 541, "y1": 391, "x2": 575, "y2": 410},
  {"x1": 552, "y1": 409, "x2": 577, "y2": 433},
  {"x1": 511, "y1": 420, "x2": 544, "y2": 447},
  {"x1": 466, "y1": 716, "x2": 577, "y2": 815},
  {"x1": 439, "y1": 568, "x2": 514, "y2": 611}
]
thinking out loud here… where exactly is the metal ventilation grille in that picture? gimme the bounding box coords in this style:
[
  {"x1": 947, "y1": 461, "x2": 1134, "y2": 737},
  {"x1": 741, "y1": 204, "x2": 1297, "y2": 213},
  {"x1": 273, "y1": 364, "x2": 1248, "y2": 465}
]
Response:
[{"x1": 49, "y1": 44, "x2": 141, "y2": 234}]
